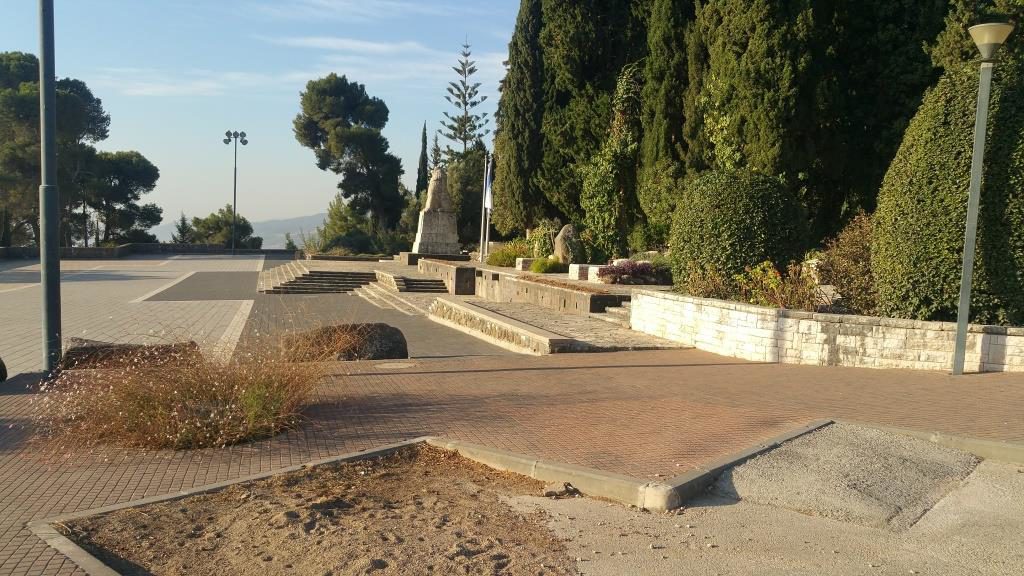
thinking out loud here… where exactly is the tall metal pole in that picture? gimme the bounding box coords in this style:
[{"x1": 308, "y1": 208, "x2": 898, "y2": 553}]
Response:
[
  {"x1": 38, "y1": 0, "x2": 62, "y2": 373},
  {"x1": 478, "y1": 152, "x2": 489, "y2": 262},
  {"x1": 952, "y1": 61, "x2": 995, "y2": 375},
  {"x1": 231, "y1": 136, "x2": 238, "y2": 255}
]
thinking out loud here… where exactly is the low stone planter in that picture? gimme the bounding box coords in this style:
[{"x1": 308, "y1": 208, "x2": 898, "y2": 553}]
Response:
[
  {"x1": 587, "y1": 265, "x2": 613, "y2": 283},
  {"x1": 629, "y1": 289, "x2": 1024, "y2": 373},
  {"x1": 515, "y1": 258, "x2": 537, "y2": 271}
]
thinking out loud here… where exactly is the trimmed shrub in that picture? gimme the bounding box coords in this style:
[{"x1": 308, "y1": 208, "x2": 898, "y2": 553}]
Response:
[
  {"x1": 486, "y1": 238, "x2": 530, "y2": 267},
  {"x1": 818, "y1": 212, "x2": 877, "y2": 315},
  {"x1": 598, "y1": 259, "x2": 672, "y2": 285},
  {"x1": 670, "y1": 170, "x2": 807, "y2": 290},
  {"x1": 529, "y1": 258, "x2": 569, "y2": 274},
  {"x1": 872, "y1": 61, "x2": 1024, "y2": 324}
]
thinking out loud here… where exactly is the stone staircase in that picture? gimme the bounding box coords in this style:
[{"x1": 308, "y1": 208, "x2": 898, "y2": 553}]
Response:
[
  {"x1": 589, "y1": 300, "x2": 632, "y2": 328},
  {"x1": 400, "y1": 278, "x2": 448, "y2": 293},
  {"x1": 354, "y1": 283, "x2": 430, "y2": 315},
  {"x1": 258, "y1": 261, "x2": 376, "y2": 294}
]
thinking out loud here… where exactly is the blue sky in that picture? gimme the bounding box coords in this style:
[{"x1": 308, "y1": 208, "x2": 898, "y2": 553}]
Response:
[{"x1": 1, "y1": 0, "x2": 517, "y2": 223}]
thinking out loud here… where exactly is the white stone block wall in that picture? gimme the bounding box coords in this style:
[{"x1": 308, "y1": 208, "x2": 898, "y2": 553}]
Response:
[{"x1": 629, "y1": 289, "x2": 1024, "y2": 373}]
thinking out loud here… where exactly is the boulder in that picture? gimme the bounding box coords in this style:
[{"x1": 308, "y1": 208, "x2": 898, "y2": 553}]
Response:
[
  {"x1": 59, "y1": 338, "x2": 203, "y2": 370},
  {"x1": 553, "y1": 224, "x2": 583, "y2": 264},
  {"x1": 0, "y1": 357, "x2": 6, "y2": 382},
  {"x1": 284, "y1": 324, "x2": 409, "y2": 362}
]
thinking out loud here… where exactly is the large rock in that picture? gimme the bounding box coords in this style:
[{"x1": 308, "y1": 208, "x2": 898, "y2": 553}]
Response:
[
  {"x1": 553, "y1": 224, "x2": 583, "y2": 264},
  {"x1": 284, "y1": 324, "x2": 409, "y2": 362},
  {"x1": 59, "y1": 338, "x2": 202, "y2": 370},
  {"x1": 412, "y1": 168, "x2": 461, "y2": 255},
  {"x1": 0, "y1": 357, "x2": 6, "y2": 382}
]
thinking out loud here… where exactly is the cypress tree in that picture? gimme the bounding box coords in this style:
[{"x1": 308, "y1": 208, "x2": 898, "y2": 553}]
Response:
[
  {"x1": 536, "y1": 0, "x2": 649, "y2": 225},
  {"x1": 638, "y1": 0, "x2": 693, "y2": 234},
  {"x1": 492, "y1": 0, "x2": 549, "y2": 234},
  {"x1": 929, "y1": 0, "x2": 1023, "y2": 73},
  {"x1": 416, "y1": 122, "x2": 429, "y2": 199}
]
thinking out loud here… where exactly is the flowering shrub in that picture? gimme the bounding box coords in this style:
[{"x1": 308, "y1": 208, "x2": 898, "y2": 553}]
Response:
[
  {"x1": 597, "y1": 260, "x2": 671, "y2": 285},
  {"x1": 734, "y1": 261, "x2": 822, "y2": 311}
]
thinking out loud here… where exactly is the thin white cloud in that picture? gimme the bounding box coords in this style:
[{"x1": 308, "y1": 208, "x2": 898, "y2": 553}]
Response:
[
  {"x1": 250, "y1": 0, "x2": 467, "y2": 22},
  {"x1": 264, "y1": 36, "x2": 435, "y2": 55}
]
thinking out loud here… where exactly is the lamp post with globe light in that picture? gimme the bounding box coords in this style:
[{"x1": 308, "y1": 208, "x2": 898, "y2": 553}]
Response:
[
  {"x1": 223, "y1": 130, "x2": 248, "y2": 255},
  {"x1": 952, "y1": 22, "x2": 1015, "y2": 375}
]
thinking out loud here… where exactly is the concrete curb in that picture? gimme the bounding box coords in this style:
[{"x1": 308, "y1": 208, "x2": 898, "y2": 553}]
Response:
[
  {"x1": 660, "y1": 419, "x2": 835, "y2": 506},
  {"x1": 27, "y1": 437, "x2": 432, "y2": 576},
  {"x1": 839, "y1": 419, "x2": 1024, "y2": 464}
]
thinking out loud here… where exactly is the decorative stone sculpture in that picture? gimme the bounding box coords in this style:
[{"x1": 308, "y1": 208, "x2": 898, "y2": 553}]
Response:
[
  {"x1": 553, "y1": 224, "x2": 582, "y2": 264},
  {"x1": 412, "y1": 168, "x2": 461, "y2": 255}
]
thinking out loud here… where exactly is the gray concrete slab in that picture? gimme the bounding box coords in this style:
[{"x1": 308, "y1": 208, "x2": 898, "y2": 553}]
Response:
[
  {"x1": 712, "y1": 422, "x2": 980, "y2": 531},
  {"x1": 146, "y1": 271, "x2": 259, "y2": 301}
]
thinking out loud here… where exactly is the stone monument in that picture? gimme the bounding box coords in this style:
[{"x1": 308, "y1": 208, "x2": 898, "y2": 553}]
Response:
[{"x1": 411, "y1": 167, "x2": 461, "y2": 256}]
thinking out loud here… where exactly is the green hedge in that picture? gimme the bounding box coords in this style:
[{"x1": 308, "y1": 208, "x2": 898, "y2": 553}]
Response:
[
  {"x1": 872, "y1": 62, "x2": 1024, "y2": 324},
  {"x1": 529, "y1": 258, "x2": 569, "y2": 274},
  {"x1": 669, "y1": 170, "x2": 806, "y2": 284}
]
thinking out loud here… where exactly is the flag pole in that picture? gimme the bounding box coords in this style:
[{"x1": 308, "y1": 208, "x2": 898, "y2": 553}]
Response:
[{"x1": 478, "y1": 152, "x2": 490, "y2": 262}]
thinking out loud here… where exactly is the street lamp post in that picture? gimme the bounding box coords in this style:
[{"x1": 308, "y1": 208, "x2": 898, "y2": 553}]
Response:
[
  {"x1": 38, "y1": 0, "x2": 61, "y2": 373},
  {"x1": 223, "y1": 130, "x2": 248, "y2": 255},
  {"x1": 952, "y1": 22, "x2": 1015, "y2": 376}
]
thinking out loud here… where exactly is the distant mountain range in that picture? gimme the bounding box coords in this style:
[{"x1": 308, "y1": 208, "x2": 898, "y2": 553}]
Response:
[{"x1": 152, "y1": 213, "x2": 327, "y2": 249}]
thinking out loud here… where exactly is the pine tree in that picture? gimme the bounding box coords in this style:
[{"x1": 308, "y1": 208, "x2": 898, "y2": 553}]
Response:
[
  {"x1": 416, "y1": 122, "x2": 429, "y2": 198},
  {"x1": 284, "y1": 232, "x2": 298, "y2": 251},
  {"x1": 638, "y1": 0, "x2": 693, "y2": 235},
  {"x1": 440, "y1": 42, "x2": 490, "y2": 155},
  {"x1": 170, "y1": 212, "x2": 194, "y2": 244},
  {"x1": 492, "y1": 0, "x2": 550, "y2": 234}
]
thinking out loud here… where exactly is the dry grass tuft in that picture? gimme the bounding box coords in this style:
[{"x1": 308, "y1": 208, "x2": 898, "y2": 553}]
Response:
[{"x1": 30, "y1": 345, "x2": 325, "y2": 453}]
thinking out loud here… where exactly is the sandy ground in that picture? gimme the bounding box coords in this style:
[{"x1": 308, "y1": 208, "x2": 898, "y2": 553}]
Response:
[
  {"x1": 66, "y1": 447, "x2": 574, "y2": 575},
  {"x1": 509, "y1": 425, "x2": 1024, "y2": 576}
]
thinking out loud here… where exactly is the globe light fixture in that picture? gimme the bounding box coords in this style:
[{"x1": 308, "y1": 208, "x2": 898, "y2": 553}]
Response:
[{"x1": 952, "y1": 22, "x2": 1014, "y2": 375}]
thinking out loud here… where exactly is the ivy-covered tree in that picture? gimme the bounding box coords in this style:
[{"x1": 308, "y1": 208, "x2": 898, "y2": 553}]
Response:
[
  {"x1": 294, "y1": 73, "x2": 405, "y2": 229},
  {"x1": 492, "y1": 0, "x2": 551, "y2": 235},
  {"x1": 440, "y1": 42, "x2": 490, "y2": 155},
  {"x1": 416, "y1": 122, "x2": 429, "y2": 198},
  {"x1": 579, "y1": 63, "x2": 642, "y2": 258},
  {"x1": 447, "y1": 142, "x2": 487, "y2": 245},
  {"x1": 536, "y1": 0, "x2": 649, "y2": 224},
  {"x1": 638, "y1": 0, "x2": 693, "y2": 237}
]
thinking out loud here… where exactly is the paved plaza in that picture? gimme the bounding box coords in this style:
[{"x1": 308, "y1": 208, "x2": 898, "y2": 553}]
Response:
[{"x1": 1, "y1": 255, "x2": 1023, "y2": 575}]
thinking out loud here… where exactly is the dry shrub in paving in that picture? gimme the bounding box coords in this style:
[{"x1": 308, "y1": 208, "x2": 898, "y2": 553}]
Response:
[
  {"x1": 65, "y1": 446, "x2": 574, "y2": 576},
  {"x1": 31, "y1": 345, "x2": 324, "y2": 452}
]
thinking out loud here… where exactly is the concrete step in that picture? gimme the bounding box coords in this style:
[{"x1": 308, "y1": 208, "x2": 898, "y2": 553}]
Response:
[
  {"x1": 604, "y1": 306, "x2": 630, "y2": 320},
  {"x1": 589, "y1": 312, "x2": 631, "y2": 329}
]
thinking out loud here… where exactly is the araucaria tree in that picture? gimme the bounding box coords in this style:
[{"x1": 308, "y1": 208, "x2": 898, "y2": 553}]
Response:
[
  {"x1": 294, "y1": 73, "x2": 405, "y2": 229},
  {"x1": 440, "y1": 42, "x2": 490, "y2": 155}
]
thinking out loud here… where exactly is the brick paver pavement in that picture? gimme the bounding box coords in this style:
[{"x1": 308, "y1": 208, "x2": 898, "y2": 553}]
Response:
[{"x1": 2, "y1": 348, "x2": 1023, "y2": 575}]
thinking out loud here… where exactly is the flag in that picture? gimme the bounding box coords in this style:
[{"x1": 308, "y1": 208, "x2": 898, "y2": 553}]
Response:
[{"x1": 484, "y1": 155, "x2": 495, "y2": 210}]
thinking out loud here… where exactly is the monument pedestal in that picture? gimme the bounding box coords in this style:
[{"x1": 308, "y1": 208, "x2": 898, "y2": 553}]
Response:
[{"x1": 406, "y1": 167, "x2": 463, "y2": 265}]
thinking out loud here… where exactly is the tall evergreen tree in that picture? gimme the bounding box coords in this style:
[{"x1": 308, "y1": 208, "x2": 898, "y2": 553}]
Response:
[
  {"x1": 430, "y1": 133, "x2": 443, "y2": 170},
  {"x1": 536, "y1": 0, "x2": 649, "y2": 224},
  {"x1": 440, "y1": 42, "x2": 490, "y2": 155},
  {"x1": 170, "y1": 212, "x2": 195, "y2": 244},
  {"x1": 638, "y1": 0, "x2": 693, "y2": 235},
  {"x1": 492, "y1": 0, "x2": 551, "y2": 234},
  {"x1": 416, "y1": 122, "x2": 429, "y2": 198}
]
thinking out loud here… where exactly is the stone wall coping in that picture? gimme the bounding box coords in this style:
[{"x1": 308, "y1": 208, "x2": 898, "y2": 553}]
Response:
[{"x1": 631, "y1": 288, "x2": 1024, "y2": 335}]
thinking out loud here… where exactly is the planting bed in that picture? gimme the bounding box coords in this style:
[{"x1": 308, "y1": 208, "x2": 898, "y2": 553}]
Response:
[{"x1": 62, "y1": 446, "x2": 574, "y2": 575}]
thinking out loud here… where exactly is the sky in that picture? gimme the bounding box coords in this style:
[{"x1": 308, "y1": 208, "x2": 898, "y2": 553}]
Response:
[{"x1": 0, "y1": 0, "x2": 518, "y2": 224}]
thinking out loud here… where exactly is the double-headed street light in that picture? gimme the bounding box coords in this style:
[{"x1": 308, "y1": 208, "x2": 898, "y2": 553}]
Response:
[
  {"x1": 952, "y1": 22, "x2": 1015, "y2": 375},
  {"x1": 223, "y1": 130, "x2": 248, "y2": 255}
]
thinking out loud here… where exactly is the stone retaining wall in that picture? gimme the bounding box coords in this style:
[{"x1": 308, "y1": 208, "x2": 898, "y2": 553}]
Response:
[
  {"x1": 630, "y1": 289, "x2": 1024, "y2": 373},
  {"x1": 0, "y1": 244, "x2": 301, "y2": 259},
  {"x1": 418, "y1": 259, "x2": 476, "y2": 295},
  {"x1": 475, "y1": 269, "x2": 627, "y2": 316}
]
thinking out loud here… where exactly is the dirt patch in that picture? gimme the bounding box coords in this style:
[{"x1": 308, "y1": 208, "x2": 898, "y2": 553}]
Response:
[
  {"x1": 65, "y1": 446, "x2": 574, "y2": 575},
  {"x1": 519, "y1": 275, "x2": 609, "y2": 295}
]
